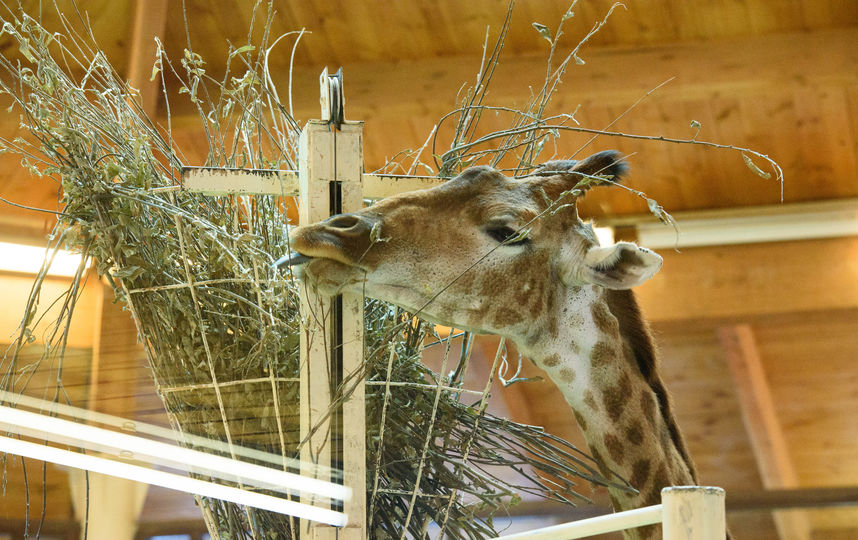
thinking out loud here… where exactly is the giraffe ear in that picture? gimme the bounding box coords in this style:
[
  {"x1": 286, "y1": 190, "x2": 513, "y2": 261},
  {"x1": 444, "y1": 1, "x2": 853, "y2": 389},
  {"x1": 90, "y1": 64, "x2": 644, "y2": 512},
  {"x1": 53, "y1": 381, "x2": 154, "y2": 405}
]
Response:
[{"x1": 579, "y1": 242, "x2": 662, "y2": 289}]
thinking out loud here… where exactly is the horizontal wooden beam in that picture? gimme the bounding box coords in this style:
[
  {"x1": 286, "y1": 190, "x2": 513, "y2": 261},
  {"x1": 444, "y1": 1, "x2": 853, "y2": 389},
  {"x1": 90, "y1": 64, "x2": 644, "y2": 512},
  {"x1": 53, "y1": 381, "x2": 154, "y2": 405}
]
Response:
[{"x1": 635, "y1": 236, "x2": 858, "y2": 322}]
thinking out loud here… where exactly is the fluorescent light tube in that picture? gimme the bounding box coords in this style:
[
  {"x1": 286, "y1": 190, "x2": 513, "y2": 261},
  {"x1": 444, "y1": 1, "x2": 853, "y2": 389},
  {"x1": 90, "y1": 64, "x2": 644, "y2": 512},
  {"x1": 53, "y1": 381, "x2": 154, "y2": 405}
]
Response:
[
  {"x1": 0, "y1": 390, "x2": 336, "y2": 479},
  {"x1": 0, "y1": 241, "x2": 90, "y2": 277},
  {"x1": 0, "y1": 404, "x2": 348, "y2": 501},
  {"x1": 0, "y1": 435, "x2": 347, "y2": 526}
]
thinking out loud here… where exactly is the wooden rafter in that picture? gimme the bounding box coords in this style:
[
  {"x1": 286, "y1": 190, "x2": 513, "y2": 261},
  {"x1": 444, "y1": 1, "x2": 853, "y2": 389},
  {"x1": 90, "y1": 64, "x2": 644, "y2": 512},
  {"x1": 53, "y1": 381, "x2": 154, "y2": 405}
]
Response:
[{"x1": 719, "y1": 324, "x2": 811, "y2": 540}]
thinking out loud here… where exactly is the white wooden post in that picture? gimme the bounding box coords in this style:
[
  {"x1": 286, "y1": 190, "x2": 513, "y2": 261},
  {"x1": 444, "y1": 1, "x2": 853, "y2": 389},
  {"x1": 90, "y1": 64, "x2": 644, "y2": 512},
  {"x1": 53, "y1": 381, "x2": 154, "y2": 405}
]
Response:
[
  {"x1": 297, "y1": 70, "x2": 366, "y2": 539},
  {"x1": 662, "y1": 486, "x2": 726, "y2": 540}
]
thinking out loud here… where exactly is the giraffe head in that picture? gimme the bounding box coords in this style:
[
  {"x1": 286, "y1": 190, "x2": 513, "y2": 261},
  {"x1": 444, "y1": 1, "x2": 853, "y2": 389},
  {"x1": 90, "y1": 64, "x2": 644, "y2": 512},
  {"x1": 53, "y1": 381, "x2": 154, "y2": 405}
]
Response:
[{"x1": 283, "y1": 150, "x2": 661, "y2": 347}]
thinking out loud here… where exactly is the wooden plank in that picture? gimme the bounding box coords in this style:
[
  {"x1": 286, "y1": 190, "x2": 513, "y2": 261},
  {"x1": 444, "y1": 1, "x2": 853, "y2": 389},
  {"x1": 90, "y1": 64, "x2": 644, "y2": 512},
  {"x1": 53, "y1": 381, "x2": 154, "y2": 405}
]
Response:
[
  {"x1": 297, "y1": 120, "x2": 336, "y2": 535},
  {"x1": 181, "y1": 167, "x2": 444, "y2": 199},
  {"x1": 719, "y1": 325, "x2": 811, "y2": 540},
  {"x1": 336, "y1": 122, "x2": 367, "y2": 539}
]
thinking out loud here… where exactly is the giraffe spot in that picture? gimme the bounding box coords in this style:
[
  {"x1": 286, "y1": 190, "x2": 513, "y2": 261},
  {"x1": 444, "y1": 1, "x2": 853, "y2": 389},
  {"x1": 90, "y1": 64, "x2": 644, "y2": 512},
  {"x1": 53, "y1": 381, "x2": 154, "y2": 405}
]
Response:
[
  {"x1": 641, "y1": 392, "x2": 657, "y2": 427},
  {"x1": 559, "y1": 367, "x2": 576, "y2": 383},
  {"x1": 542, "y1": 353, "x2": 561, "y2": 367},
  {"x1": 590, "y1": 447, "x2": 611, "y2": 477},
  {"x1": 583, "y1": 391, "x2": 599, "y2": 412},
  {"x1": 603, "y1": 433, "x2": 624, "y2": 464},
  {"x1": 457, "y1": 270, "x2": 476, "y2": 291},
  {"x1": 601, "y1": 372, "x2": 632, "y2": 423},
  {"x1": 573, "y1": 410, "x2": 588, "y2": 432},
  {"x1": 591, "y1": 301, "x2": 619, "y2": 336},
  {"x1": 491, "y1": 306, "x2": 523, "y2": 328},
  {"x1": 547, "y1": 314, "x2": 559, "y2": 338},
  {"x1": 630, "y1": 458, "x2": 651, "y2": 489},
  {"x1": 646, "y1": 462, "x2": 671, "y2": 505},
  {"x1": 626, "y1": 420, "x2": 644, "y2": 446},
  {"x1": 590, "y1": 341, "x2": 617, "y2": 369}
]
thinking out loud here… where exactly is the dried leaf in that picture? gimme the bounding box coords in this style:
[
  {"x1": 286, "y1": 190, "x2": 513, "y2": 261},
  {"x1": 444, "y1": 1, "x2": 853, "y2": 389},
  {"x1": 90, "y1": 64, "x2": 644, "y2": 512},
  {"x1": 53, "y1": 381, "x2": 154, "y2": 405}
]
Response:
[
  {"x1": 532, "y1": 22, "x2": 552, "y2": 42},
  {"x1": 742, "y1": 153, "x2": 772, "y2": 179}
]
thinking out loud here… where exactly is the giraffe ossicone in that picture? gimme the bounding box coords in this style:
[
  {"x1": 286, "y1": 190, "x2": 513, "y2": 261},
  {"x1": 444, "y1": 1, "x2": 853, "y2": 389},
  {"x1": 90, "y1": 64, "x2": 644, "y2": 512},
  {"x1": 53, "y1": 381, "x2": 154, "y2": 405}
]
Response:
[{"x1": 282, "y1": 150, "x2": 700, "y2": 539}]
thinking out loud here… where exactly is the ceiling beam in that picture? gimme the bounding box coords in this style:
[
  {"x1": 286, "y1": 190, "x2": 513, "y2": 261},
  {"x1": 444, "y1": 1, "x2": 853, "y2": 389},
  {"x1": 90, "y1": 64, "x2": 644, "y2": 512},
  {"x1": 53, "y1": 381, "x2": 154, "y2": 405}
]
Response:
[{"x1": 718, "y1": 324, "x2": 811, "y2": 540}]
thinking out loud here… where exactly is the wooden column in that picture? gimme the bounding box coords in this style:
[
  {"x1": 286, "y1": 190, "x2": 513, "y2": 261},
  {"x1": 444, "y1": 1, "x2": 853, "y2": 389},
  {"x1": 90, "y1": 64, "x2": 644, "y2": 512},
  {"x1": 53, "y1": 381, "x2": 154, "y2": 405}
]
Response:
[{"x1": 298, "y1": 118, "x2": 366, "y2": 539}]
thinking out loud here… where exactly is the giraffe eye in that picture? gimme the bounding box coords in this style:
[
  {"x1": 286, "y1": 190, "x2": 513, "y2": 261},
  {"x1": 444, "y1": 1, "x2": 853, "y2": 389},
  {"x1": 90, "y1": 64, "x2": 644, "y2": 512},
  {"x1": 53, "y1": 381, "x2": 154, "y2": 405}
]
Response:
[{"x1": 486, "y1": 226, "x2": 529, "y2": 246}]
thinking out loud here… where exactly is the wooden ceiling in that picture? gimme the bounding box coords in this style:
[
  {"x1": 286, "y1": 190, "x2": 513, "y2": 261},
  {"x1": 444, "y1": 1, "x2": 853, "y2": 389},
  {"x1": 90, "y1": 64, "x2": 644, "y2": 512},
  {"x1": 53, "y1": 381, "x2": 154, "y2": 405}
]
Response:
[{"x1": 1, "y1": 1, "x2": 857, "y2": 539}]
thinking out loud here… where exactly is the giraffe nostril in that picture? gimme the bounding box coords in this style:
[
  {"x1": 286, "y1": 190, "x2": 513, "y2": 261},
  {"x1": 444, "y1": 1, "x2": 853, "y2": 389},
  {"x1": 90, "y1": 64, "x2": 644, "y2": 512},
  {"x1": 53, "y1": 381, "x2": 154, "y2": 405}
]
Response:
[{"x1": 325, "y1": 213, "x2": 362, "y2": 230}]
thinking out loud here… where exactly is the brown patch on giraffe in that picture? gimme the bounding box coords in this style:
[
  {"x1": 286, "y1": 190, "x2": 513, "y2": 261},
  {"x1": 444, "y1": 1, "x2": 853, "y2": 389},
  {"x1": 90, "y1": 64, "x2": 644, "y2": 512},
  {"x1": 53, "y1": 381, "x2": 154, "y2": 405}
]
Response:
[
  {"x1": 491, "y1": 306, "x2": 523, "y2": 328},
  {"x1": 559, "y1": 367, "x2": 576, "y2": 383},
  {"x1": 629, "y1": 458, "x2": 651, "y2": 490},
  {"x1": 456, "y1": 270, "x2": 476, "y2": 291},
  {"x1": 590, "y1": 341, "x2": 617, "y2": 369},
  {"x1": 589, "y1": 447, "x2": 611, "y2": 477},
  {"x1": 583, "y1": 391, "x2": 598, "y2": 412},
  {"x1": 541, "y1": 353, "x2": 561, "y2": 368},
  {"x1": 646, "y1": 462, "x2": 671, "y2": 505},
  {"x1": 591, "y1": 300, "x2": 619, "y2": 337},
  {"x1": 603, "y1": 433, "x2": 624, "y2": 465},
  {"x1": 626, "y1": 420, "x2": 644, "y2": 446},
  {"x1": 640, "y1": 392, "x2": 657, "y2": 427},
  {"x1": 601, "y1": 371, "x2": 632, "y2": 423},
  {"x1": 573, "y1": 410, "x2": 588, "y2": 432},
  {"x1": 547, "y1": 314, "x2": 559, "y2": 338}
]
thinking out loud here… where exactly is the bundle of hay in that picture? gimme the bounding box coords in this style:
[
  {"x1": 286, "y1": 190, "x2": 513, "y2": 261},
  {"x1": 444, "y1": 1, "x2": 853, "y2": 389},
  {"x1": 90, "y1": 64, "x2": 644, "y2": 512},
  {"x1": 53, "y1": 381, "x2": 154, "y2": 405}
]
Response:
[{"x1": 0, "y1": 4, "x2": 628, "y2": 539}]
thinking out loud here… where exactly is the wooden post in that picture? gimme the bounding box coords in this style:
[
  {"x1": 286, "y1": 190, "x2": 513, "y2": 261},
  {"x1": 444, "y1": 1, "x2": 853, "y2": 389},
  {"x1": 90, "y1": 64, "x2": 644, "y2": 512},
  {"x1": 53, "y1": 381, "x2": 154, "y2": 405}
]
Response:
[
  {"x1": 661, "y1": 486, "x2": 726, "y2": 540},
  {"x1": 297, "y1": 70, "x2": 366, "y2": 538}
]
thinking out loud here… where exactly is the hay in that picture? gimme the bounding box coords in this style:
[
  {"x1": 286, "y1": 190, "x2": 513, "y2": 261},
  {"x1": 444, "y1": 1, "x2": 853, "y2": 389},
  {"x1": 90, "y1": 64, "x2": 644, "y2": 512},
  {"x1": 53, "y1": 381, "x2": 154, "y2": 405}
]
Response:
[{"x1": 0, "y1": 3, "x2": 631, "y2": 539}]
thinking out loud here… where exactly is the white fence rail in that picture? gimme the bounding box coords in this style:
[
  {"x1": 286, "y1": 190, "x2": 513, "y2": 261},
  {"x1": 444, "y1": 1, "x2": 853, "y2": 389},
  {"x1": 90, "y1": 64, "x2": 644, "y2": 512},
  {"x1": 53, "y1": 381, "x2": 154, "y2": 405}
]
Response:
[{"x1": 495, "y1": 486, "x2": 726, "y2": 540}]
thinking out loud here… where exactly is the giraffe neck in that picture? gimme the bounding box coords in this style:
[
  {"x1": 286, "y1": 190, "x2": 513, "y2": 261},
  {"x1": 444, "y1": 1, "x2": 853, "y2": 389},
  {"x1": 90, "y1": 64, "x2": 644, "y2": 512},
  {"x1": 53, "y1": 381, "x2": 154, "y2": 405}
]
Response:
[{"x1": 523, "y1": 287, "x2": 696, "y2": 537}]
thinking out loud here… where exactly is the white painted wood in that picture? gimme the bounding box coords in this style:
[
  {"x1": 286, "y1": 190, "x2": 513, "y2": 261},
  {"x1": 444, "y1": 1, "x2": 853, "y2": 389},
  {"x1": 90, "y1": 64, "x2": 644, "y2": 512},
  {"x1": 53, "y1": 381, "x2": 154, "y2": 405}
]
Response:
[
  {"x1": 662, "y1": 486, "x2": 726, "y2": 540},
  {"x1": 361, "y1": 173, "x2": 446, "y2": 199},
  {"x1": 298, "y1": 120, "x2": 337, "y2": 536},
  {"x1": 181, "y1": 167, "x2": 299, "y2": 196},
  {"x1": 180, "y1": 168, "x2": 446, "y2": 199},
  {"x1": 492, "y1": 504, "x2": 662, "y2": 539},
  {"x1": 336, "y1": 121, "x2": 367, "y2": 537}
]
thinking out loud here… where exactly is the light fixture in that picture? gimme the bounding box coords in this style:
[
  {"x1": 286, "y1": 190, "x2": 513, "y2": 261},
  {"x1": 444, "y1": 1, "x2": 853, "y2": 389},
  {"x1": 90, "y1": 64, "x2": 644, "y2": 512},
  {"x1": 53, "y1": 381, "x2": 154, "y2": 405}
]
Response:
[
  {"x1": 0, "y1": 399, "x2": 350, "y2": 526},
  {"x1": 0, "y1": 241, "x2": 90, "y2": 277},
  {"x1": 0, "y1": 435, "x2": 347, "y2": 526}
]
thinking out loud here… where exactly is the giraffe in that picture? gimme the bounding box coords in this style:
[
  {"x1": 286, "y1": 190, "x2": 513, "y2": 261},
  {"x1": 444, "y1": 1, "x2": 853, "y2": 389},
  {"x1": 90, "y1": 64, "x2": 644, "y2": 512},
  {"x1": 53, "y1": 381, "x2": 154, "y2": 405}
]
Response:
[{"x1": 280, "y1": 150, "x2": 700, "y2": 539}]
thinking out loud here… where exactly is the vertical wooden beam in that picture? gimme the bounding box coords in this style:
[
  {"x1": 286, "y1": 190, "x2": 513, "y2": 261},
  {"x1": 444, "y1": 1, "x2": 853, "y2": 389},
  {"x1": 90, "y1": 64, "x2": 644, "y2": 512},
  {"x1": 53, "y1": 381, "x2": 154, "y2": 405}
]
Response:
[
  {"x1": 337, "y1": 122, "x2": 366, "y2": 539},
  {"x1": 127, "y1": 0, "x2": 169, "y2": 117},
  {"x1": 298, "y1": 120, "x2": 337, "y2": 539},
  {"x1": 297, "y1": 118, "x2": 366, "y2": 538},
  {"x1": 718, "y1": 325, "x2": 811, "y2": 540}
]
